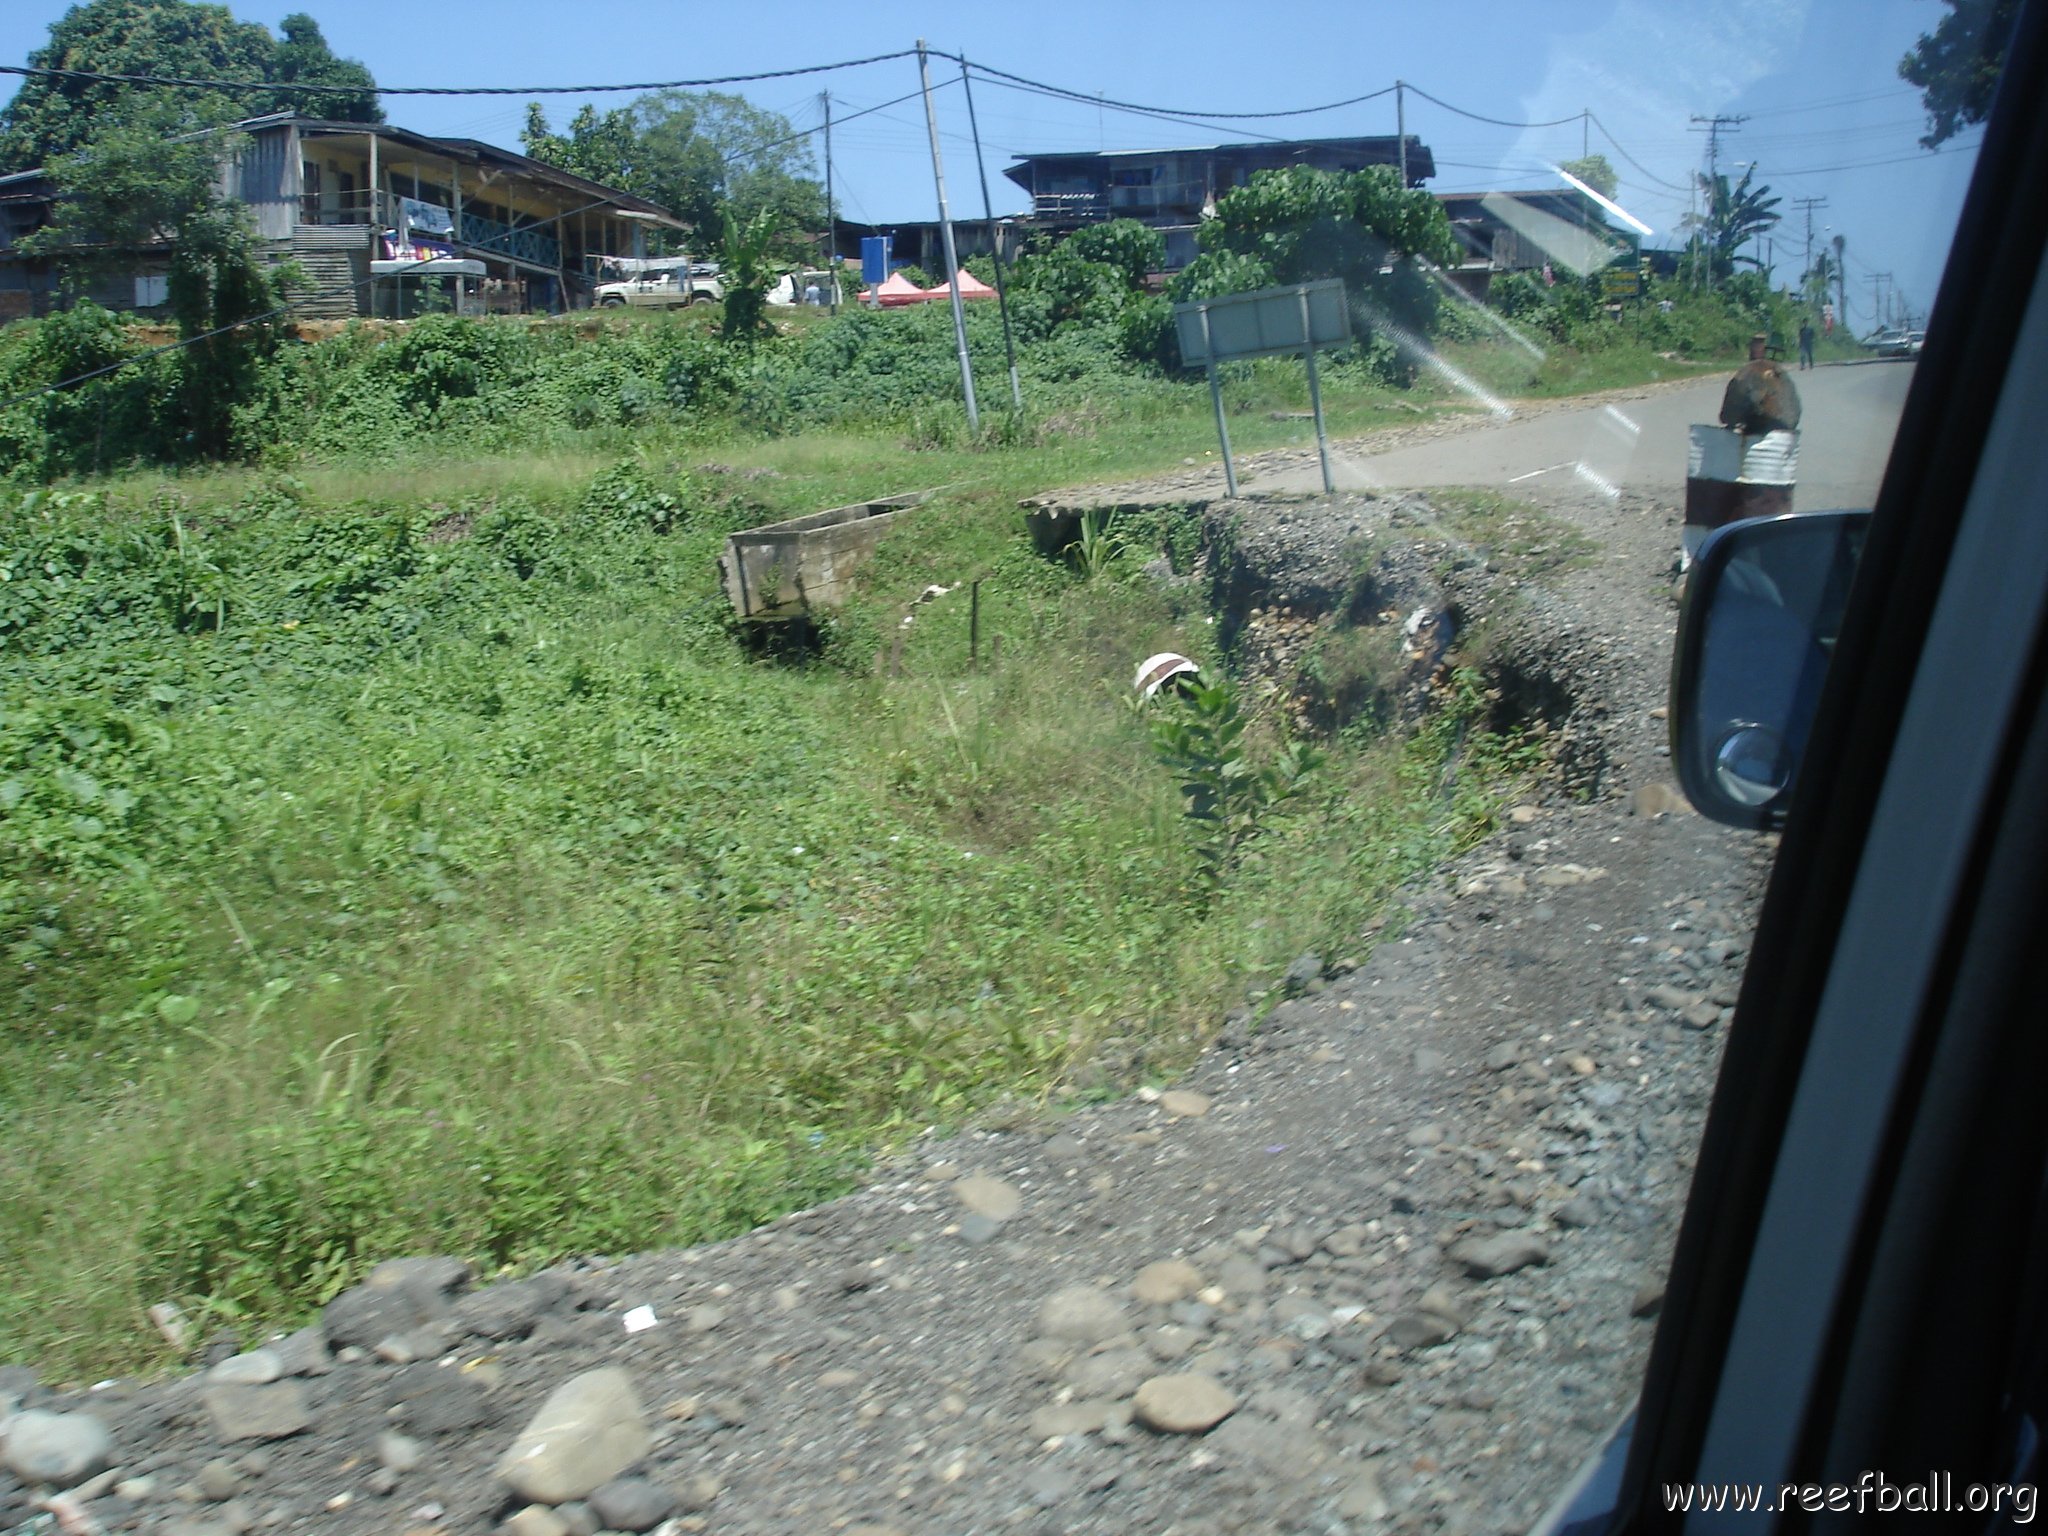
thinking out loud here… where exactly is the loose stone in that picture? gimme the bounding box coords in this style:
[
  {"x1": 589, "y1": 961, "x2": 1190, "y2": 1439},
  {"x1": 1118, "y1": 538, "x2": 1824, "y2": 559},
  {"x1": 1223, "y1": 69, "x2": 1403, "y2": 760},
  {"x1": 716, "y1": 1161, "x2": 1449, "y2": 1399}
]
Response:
[
  {"x1": 1132, "y1": 1373, "x2": 1238, "y2": 1434},
  {"x1": 1450, "y1": 1230, "x2": 1550, "y2": 1279},
  {"x1": 202, "y1": 1383, "x2": 312, "y2": 1444},
  {"x1": 1035, "y1": 1286, "x2": 1130, "y2": 1345},
  {"x1": 953, "y1": 1175, "x2": 1023, "y2": 1224},
  {"x1": 1130, "y1": 1259, "x2": 1202, "y2": 1306},
  {"x1": 0, "y1": 1410, "x2": 112, "y2": 1488},
  {"x1": 495, "y1": 1368, "x2": 651, "y2": 1505}
]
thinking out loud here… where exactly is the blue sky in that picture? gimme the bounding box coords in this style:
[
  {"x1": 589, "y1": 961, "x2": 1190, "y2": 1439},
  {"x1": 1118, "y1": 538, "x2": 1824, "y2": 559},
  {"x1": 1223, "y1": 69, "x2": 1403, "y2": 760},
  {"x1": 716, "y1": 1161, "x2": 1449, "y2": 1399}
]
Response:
[{"x1": 3, "y1": 0, "x2": 1983, "y2": 331}]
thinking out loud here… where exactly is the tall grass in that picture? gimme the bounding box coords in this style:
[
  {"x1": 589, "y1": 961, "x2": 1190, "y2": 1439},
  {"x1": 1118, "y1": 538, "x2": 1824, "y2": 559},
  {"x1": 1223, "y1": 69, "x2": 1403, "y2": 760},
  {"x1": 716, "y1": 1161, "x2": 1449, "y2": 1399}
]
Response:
[{"x1": 0, "y1": 451, "x2": 1539, "y2": 1379}]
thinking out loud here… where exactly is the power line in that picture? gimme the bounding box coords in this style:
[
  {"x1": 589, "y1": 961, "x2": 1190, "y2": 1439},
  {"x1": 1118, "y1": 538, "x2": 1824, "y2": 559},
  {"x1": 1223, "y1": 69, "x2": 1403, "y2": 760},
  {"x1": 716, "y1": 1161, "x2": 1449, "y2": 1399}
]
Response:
[
  {"x1": 5, "y1": 46, "x2": 1693, "y2": 197},
  {"x1": 1742, "y1": 86, "x2": 1919, "y2": 119},
  {"x1": 1588, "y1": 113, "x2": 1690, "y2": 192},
  {"x1": 0, "y1": 51, "x2": 923, "y2": 97},
  {"x1": 969, "y1": 73, "x2": 1290, "y2": 146},
  {"x1": 1767, "y1": 140, "x2": 1982, "y2": 176},
  {"x1": 1399, "y1": 84, "x2": 1583, "y2": 131},
  {"x1": 955, "y1": 59, "x2": 1395, "y2": 122}
]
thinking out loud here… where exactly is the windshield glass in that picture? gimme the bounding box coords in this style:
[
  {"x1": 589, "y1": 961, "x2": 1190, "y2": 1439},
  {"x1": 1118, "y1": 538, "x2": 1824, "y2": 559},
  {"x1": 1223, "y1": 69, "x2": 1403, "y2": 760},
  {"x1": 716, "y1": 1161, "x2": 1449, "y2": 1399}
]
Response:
[{"x1": 0, "y1": 2, "x2": 2000, "y2": 1532}]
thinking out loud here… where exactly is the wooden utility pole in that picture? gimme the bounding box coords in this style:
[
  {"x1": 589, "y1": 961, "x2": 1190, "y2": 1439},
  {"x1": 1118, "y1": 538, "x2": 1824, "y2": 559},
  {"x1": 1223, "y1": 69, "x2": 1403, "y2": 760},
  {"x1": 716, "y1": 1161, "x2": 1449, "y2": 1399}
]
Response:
[
  {"x1": 917, "y1": 39, "x2": 979, "y2": 433},
  {"x1": 822, "y1": 91, "x2": 839, "y2": 310},
  {"x1": 1793, "y1": 195, "x2": 1828, "y2": 304},
  {"x1": 1688, "y1": 113, "x2": 1745, "y2": 289},
  {"x1": 1396, "y1": 81, "x2": 1408, "y2": 186},
  {"x1": 960, "y1": 57, "x2": 1023, "y2": 414}
]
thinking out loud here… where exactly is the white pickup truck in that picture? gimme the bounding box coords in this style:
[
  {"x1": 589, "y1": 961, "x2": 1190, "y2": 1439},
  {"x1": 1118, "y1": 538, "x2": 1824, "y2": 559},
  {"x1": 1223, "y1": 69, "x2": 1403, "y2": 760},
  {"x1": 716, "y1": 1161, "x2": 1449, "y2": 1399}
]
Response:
[{"x1": 593, "y1": 258, "x2": 723, "y2": 309}]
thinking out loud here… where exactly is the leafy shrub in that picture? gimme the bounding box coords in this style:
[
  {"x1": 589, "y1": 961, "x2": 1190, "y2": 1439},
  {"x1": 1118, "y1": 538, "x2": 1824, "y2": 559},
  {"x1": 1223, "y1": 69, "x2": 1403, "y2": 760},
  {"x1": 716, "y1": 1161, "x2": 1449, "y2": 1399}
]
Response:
[
  {"x1": 1149, "y1": 677, "x2": 1322, "y2": 886},
  {"x1": 1061, "y1": 219, "x2": 1165, "y2": 290}
]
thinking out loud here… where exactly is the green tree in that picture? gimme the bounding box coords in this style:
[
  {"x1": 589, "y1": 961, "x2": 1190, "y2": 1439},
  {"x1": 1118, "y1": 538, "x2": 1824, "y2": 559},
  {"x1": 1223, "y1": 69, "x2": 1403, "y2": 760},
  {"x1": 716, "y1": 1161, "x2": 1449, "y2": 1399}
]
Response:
[
  {"x1": 1900, "y1": 0, "x2": 2021, "y2": 147},
  {"x1": 633, "y1": 91, "x2": 824, "y2": 250},
  {"x1": 1690, "y1": 165, "x2": 1782, "y2": 281},
  {"x1": 0, "y1": 0, "x2": 379, "y2": 169},
  {"x1": 718, "y1": 207, "x2": 780, "y2": 346},
  {"x1": 1173, "y1": 165, "x2": 1461, "y2": 375},
  {"x1": 267, "y1": 14, "x2": 380, "y2": 122},
  {"x1": 522, "y1": 91, "x2": 824, "y2": 257},
  {"x1": 520, "y1": 102, "x2": 643, "y2": 192},
  {"x1": 1803, "y1": 249, "x2": 1841, "y2": 314},
  {"x1": 1558, "y1": 153, "x2": 1618, "y2": 199},
  {"x1": 26, "y1": 101, "x2": 294, "y2": 459},
  {"x1": 1060, "y1": 219, "x2": 1164, "y2": 290}
]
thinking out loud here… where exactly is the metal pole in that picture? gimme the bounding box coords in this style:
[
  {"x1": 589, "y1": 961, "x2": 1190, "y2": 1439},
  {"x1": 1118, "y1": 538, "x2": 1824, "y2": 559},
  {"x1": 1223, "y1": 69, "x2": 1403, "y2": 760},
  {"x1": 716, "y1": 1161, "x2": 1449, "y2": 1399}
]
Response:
[
  {"x1": 1300, "y1": 289, "x2": 1333, "y2": 494},
  {"x1": 1396, "y1": 81, "x2": 1408, "y2": 186},
  {"x1": 917, "y1": 40, "x2": 979, "y2": 433},
  {"x1": 960, "y1": 58, "x2": 1023, "y2": 414},
  {"x1": 1199, "y1": 305, "x2": 1238, "y2": 497},
  {"x1": 823, "y1": 91, "x2": 839, "y2": 311}
]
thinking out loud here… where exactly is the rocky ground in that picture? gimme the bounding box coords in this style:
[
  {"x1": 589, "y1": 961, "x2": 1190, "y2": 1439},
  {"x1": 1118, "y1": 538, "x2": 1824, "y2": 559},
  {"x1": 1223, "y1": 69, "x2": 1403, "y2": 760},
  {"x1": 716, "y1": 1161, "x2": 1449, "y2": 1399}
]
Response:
[{"x1": 1, "y1": 455, "x2": 1775, "y2": 1536}]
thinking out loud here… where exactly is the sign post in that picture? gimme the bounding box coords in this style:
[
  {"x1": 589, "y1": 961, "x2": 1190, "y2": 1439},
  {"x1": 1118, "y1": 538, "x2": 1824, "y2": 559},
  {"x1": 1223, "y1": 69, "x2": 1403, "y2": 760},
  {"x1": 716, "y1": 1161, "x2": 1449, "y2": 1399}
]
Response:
[
  {"x1": 1175, "y1": 279, "x2": 1351, "y2": 498},
  {"x1": 1198, "y1": 305, "x2": 1239, "y2": 498},
  {"x1": 1299, "y1": 286, "x2": 1334, "y2": 493}
]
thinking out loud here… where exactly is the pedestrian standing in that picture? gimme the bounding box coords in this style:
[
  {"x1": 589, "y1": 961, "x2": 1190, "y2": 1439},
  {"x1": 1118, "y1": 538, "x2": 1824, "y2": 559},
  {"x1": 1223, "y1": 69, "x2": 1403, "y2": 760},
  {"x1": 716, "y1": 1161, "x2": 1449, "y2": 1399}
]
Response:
[{"x1": 1798, "y1": 318, "x2": 1817, "y2": 371}]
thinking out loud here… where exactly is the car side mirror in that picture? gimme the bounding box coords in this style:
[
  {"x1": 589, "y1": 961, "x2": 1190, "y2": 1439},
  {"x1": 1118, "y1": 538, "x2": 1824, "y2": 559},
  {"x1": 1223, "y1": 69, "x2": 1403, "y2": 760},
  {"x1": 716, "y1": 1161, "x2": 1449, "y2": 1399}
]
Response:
[{"x1": 1670, "y1": 509, "x2": 1870, "y2": 828}]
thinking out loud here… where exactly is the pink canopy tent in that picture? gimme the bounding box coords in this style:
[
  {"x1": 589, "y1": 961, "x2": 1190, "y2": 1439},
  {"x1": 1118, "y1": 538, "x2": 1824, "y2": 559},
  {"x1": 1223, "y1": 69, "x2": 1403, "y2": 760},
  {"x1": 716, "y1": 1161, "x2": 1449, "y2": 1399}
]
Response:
[
  {"x1": 930, "y1": 268, "x2": 997, "y2": 300},
  {"x1": 867, "y1": 271, "x2": 934, "y2": 308}
]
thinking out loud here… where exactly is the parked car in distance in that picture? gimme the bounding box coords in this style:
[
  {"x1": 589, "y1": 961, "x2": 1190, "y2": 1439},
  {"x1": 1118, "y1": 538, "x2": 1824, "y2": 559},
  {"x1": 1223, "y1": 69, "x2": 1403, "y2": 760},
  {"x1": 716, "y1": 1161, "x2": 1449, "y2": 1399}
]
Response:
[
  {"x1": 1865, "y1": 327, "x2": 1924, "y2": 356},
  {"x1": 594, "y1": 257, "x2": 722, "y2": 309}
]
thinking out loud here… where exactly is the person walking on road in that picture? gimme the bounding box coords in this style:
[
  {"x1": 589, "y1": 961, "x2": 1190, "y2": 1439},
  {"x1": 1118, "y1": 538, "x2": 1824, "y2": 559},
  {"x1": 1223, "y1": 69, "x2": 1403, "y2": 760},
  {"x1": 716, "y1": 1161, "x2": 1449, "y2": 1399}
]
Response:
[{"x1": 1798, "y1": 318, "x2": 1817, "y2": 371}]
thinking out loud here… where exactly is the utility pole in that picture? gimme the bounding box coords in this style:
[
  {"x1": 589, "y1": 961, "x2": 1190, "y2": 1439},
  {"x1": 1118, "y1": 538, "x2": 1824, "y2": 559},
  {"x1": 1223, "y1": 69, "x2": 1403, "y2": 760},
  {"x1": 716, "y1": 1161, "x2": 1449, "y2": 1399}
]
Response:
[
  {"x1": 917, "y1": 39, "x2": 978, "y2": 433},
  {"x1": 1582, "y1": 109, "x2": 1589, "y2": 159},
  {"x1": 959, "y1": 57, "x2": 1023, "y2": 414},
  {"x1": 1843, "y1": 231, "x2": 1859, "y2": 331},
  {"x1": 1396, "y1": 81, "x2": 1408, "y2": 187},
  {"x1": 822, "y1": 92, "x2": 838, "y2": 311},
  {"x1": 1792, "y1": 195, "x2": 1827, "y2": 305},
  {"x1": 1689, "y1": 113, "x2": 1746, "y2": 288}
]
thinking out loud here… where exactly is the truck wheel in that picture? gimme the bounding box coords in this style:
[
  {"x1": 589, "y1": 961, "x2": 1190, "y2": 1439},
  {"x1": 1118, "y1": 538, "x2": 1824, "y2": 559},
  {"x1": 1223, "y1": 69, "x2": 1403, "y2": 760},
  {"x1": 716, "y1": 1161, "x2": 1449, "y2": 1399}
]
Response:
[
  {"x1": 600, "y1": 297, "x2": 624, "y2": 308},
  {"x1": 690, "y1": 293, "x2": 718, "y2": 306}
]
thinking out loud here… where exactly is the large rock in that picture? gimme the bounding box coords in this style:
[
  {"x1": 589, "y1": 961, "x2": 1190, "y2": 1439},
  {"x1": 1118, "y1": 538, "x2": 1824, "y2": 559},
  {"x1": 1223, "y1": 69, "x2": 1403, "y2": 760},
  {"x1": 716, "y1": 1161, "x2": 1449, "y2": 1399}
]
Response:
[
  {"x1": 953, "y1": 1175, "x2": 1023, "y2": 1224},
  {"x1": 385, "y1": 1363, "x2": 496, "y2": 1435},
  {"x1": 1450, "y1": 1230, "x2": 1550, "y2": 1280},
  {"x1": 1035, "y1": 1285, "x2": 1129, "y2": 1345},
  {"x1": 202, "y1": 1382, "x2": 312, "y2": 1442},
  {"x1": 206, "y1": 1347, "x2": 282, "y2": 1386},
  {"x1": 2, "y1": 1409, "x2": 112, "y2": 1488},
  {"x1": 496, "y1": 1368, "x2": 650, "y2": 1505},
  {"x1": 1130, "y1": 1259, "x2": 1202, "y2": 1306},
  {"x1": 452, "y1": 1274, "x2": 570, "y2": 1342},
  {"x1": 1387, "y1": 1309, "x2": 1457, "y2": 1350},
  {"x1": 322, "y1": 1256, "x2": 470, "y2": 1350},
  {"x1": 1132, "y1": 1374, "x2": 1237, "y2": 1435}
]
